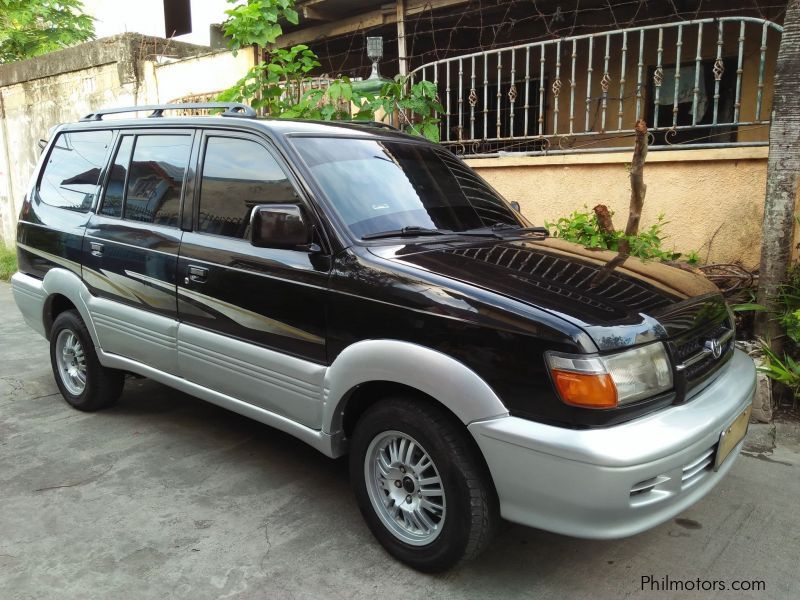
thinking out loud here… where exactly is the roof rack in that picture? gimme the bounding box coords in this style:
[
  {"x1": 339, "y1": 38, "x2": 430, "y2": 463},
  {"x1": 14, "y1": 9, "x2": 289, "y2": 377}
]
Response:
[
  {"x1": 79, "y1": 102, "x2": 257, "y2": 122},
  {"x1": 350, "y1": 121, "x2": 399, "y2": 131}
]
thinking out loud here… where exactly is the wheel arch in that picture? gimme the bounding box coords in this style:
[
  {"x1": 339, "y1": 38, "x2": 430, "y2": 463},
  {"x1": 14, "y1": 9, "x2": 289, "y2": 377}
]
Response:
[
  {"x1": 41, "y1": 268, "x2": 100, "y2": 347},
  {"x1": 323, "y1": 339, "x2": 508, "y2": 440},
  {"x1": 43, "y1": 293, "x2": 78, "y2": 339}
]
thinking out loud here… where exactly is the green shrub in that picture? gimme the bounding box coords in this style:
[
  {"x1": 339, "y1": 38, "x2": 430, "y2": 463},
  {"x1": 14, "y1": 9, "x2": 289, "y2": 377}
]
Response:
[
  {"x1": 759, "y1": 341, "x2": 800, "y2": 407},
  {"x1": 738, "y1": 264, "x2": 800, "y2": 405},
  {"x1": 0, "y1": 246, "x2": 17, "y2": 281},
  {"x1": 545, "y1": 208, "x2": 696, "y2": 263}
]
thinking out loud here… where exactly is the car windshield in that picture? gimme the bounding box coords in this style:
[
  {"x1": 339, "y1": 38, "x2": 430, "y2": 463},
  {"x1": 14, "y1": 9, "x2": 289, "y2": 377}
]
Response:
[{"x1": 291, "y1": 137, "x2": 525, "y2": 240}]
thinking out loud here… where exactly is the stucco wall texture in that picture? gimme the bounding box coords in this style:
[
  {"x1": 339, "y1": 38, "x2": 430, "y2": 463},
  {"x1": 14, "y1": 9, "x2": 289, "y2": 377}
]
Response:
[{"x1": 469, "y1": 147, "x2": 768, "y2": 269}]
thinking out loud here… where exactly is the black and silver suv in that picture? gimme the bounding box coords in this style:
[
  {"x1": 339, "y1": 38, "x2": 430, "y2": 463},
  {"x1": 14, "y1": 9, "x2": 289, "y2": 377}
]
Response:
[{"x1": 11, "y1": 103, "x2": 754, "y2": 572}]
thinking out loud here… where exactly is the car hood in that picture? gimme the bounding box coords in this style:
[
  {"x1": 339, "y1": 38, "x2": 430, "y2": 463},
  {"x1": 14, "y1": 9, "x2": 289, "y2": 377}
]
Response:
[{"x1": 369, "y1": 236, "x2": 727, "y2": 351}]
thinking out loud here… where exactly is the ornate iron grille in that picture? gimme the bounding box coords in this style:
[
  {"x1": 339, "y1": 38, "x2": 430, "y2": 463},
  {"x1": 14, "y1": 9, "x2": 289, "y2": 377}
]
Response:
[{"x1": 408, "y1": 17, "x2": 783, "y2": 157}]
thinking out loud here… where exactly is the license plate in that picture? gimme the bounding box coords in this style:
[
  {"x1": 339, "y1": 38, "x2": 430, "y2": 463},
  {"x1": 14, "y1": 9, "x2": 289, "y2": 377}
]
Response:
[{"x1": 714, "y1": 405, "x2": 752, "y2": 470}]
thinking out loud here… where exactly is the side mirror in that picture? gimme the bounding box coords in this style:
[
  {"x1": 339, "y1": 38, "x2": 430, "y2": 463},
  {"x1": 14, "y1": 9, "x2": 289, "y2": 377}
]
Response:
[
  {"x1": 510, "y1": 200, "x2": 521, "y2": 213},
  {"x1": 251, "y1": 204, "x2": 313, "y2": 250}
]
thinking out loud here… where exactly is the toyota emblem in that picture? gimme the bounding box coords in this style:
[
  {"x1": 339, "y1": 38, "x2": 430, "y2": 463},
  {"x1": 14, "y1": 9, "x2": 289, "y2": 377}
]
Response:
[{"x1": 704, "y1": 338, "x2": 722, "y2": 359}]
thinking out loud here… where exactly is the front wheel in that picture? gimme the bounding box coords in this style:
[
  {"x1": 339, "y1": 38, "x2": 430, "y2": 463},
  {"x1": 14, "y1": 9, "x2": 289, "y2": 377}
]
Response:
[
  {"x1": 49, "y1": 309, "x2": 125, "y2": 411},
  {"x1": 350, "y1": 398, "x2": 499, "y2": 572}
]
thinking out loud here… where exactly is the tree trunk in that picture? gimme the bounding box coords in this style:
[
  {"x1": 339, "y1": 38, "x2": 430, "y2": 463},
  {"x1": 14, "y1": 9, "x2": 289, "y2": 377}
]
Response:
[
  {"x1": 593, "y1": 204, "x2": 616, "y2": 234},
  {"x1": 618, "y1": 119, "x2": 648, "y2": 255},
  {"x1": 625, "y1": 119, "x2": 648, "y2": 237},
  {"x1": 755, "y1": 0, "x2": 800, "y2": 348}
]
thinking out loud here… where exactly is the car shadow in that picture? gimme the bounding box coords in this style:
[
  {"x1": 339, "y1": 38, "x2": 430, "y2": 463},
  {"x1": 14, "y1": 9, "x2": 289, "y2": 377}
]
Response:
[{"x1": 106, "y1": 376, "x2": 619, "y2": 582}]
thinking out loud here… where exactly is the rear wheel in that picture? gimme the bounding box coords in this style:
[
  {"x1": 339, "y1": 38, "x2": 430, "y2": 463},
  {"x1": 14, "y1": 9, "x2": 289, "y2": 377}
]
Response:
[
  {"x1": 350, "y1": 397, "x2": 499, "y2": 572},
  {"x1": 50, "y1": 310, "x2": 124, "y2": 411}
]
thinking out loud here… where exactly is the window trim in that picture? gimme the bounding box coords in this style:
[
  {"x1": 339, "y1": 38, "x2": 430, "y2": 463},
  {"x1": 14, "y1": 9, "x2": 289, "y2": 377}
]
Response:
[
  {"x1": 36, "y1": 128, "x2": 114, "y2": 213},
  {"x1": 97, "y1": 132, "x2": 133, "y2": 219}
]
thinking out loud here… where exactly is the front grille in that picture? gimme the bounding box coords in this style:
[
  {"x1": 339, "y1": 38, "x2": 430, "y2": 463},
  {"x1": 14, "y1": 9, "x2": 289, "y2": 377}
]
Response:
[{"x1": 670, "y1": 317, "x2": 734, "y2": 394}]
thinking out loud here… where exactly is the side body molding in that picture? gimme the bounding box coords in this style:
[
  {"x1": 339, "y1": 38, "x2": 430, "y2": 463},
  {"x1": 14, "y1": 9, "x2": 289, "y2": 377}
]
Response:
[{"x1": 323, "y1": 339, "x2": 509, "y2": 436}]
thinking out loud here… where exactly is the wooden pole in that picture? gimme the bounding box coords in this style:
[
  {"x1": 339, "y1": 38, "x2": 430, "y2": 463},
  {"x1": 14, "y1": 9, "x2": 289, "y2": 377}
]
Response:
[{"x1": 396, "y1": 0, "x2": 408, "y2": 76}]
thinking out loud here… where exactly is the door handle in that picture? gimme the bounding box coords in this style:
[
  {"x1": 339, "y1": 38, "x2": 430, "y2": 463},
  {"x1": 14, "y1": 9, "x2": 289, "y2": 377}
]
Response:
[
  {"x1": 186, "y1": 265, "x2": 209, "y2": 284},
  {"x1": 89, "y1": 241, "x2": 104, "y2": 257}
]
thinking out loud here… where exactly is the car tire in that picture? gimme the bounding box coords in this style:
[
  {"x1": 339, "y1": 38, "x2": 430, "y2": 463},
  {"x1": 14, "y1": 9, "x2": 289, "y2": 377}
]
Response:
[
  {"x1": 49, "y1": 309, "x2": 124, "y2": 411},
  {"x1": 350, "y1": 396, "x2": 499, "y2": 572}
]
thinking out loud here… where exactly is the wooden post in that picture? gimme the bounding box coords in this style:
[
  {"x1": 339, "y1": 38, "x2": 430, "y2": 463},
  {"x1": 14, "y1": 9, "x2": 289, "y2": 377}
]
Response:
[{"x1": 396, "y1": 0, "x2": 408, "y2": 76}]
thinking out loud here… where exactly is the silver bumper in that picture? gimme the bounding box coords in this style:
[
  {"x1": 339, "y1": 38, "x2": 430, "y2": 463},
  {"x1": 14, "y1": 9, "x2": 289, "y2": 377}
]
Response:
[
  {"x1": 10, "y1": 272, "x2": 47, "y2": 338},
  {"x1": 469, "y1": 349, "x2": 756, "y2": 539}
]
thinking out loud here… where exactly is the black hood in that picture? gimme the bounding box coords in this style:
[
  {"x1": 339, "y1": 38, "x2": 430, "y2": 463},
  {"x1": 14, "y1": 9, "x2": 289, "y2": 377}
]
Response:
[{"x1": 369, "y1": 236, "x2": 728, "y2": 351}]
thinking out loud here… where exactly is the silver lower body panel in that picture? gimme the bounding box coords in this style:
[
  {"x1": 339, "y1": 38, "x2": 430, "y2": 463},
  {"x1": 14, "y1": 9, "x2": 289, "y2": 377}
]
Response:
[{"x1": 97, "y1": 348, "x2": 341, "y2": 457}]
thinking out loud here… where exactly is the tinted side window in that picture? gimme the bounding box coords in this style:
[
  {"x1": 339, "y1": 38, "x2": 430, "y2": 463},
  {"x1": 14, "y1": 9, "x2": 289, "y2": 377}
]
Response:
[
  {"x1": 124, "y1": 135, "x2": 192, "y2": 227},
  {"x1": 99, "y1": 136, "x2": 134, "y2": 218},
  {"x1": 39, "y1": 130, "x2": 112, "y2": 211},
  {"x1": 198, "y1": 137, "x2": 299, "y2": 239}
]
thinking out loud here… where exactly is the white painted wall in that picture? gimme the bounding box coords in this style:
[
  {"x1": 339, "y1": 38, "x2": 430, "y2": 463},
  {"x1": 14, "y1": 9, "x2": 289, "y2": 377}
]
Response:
[{"x1": 83, "y1": 0, "x2": 231, "y2": 47}]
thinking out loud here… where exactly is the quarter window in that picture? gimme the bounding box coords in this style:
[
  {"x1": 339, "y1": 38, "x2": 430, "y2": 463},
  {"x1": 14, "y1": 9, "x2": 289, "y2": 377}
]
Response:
[
  {"x1": 99, "y1": 136, "x2": 133, "y2": 218},
  {"x1": 197, "y1": 137, "x2": 299, "y2": 239},
  {"x1": 38, "y1": 130, "x2": 112, "y2": 211},
  {"x1": 124, "y1": 135, "x2": 192, "y2": 226}
]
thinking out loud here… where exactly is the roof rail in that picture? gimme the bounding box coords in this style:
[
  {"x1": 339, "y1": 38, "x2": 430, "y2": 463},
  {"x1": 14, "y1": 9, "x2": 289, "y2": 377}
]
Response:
[
  {"x1": 79, "y1": 103, "x2": 257, "y2": 122},
  {"x1": 343, "y1": 120, "x2": 399, "y2": 131}
]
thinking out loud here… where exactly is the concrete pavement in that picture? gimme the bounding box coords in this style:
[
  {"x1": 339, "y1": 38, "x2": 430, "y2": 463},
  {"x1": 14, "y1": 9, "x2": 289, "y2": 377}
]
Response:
[{"x1": 0, "y1": 282, "x2": 798, "y2": 600}]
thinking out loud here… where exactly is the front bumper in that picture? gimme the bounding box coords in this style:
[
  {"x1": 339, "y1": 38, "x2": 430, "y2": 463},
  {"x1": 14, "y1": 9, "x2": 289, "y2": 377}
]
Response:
[{"x1": 469, "y1": 348, "x2": 755, "y2": 539}]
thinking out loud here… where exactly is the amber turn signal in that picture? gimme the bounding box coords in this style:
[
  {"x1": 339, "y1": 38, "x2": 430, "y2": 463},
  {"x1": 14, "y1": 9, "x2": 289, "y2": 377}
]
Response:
[{"x1": 551, "y1": 370, "x2": 618, "y2": 408}]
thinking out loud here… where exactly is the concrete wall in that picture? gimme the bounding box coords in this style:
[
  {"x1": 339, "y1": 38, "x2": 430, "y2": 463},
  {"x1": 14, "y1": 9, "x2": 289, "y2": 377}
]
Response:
[
  {"x1": 469, "y1": 147, "x2": 769, "y2": 269},
  {"x1": 0, "y1": 34, "x2": 253, "y2": 245}
]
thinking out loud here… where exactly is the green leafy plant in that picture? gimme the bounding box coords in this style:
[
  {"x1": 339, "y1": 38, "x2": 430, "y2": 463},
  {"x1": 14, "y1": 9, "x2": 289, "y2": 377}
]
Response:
[
  {"x1": 357, "y1": 77, "x2": 444, "y2": 142},
  {"x1": 545, "y1": 208, "x2": 694, "y2": 262},
  {"x1": 222, "y1": 0, "x2": 299, "y2": 54},
  {"x1": 737, "y1": 264, "x2": 800, "y2": 404},
  {"x1": 218, "y1": 44, "x2": 321, "y2": 115},
  {"x1": 731, "y1": 302, "x2": 768, "y2": 313},
  {"x1": 279, "y1": 77, "x2": 359, "y2": 120},
  {"x1": 773, "y1": 265, "x2": 800, "y2": 345},
  {"x1": 0, "y1": 0, "x2": 95, "y2": 63},
  {"x1": 685, "y1": 250, "x2": 701, "y2": 266},
  {"x1": 758, "y1": 341, "x2": 800, "y2": 407}
]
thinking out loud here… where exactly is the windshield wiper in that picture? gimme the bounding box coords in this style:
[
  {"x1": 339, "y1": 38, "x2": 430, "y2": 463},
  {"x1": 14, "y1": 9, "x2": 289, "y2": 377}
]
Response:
[
  {"x1": 361, "y1": 226, "x2": 452, "y2": 240},
  {"x1": 472, "y1": 222, "x2": 550, "y2": 236},
  {"x1": 361, "y1": 223, "x2": 549, "y2": 241}
]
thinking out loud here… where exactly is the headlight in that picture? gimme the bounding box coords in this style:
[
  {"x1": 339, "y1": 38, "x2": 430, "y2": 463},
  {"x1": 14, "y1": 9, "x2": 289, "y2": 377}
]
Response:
[{"x1": 546, "y1": 343, "x2": 673, "y2": 408}]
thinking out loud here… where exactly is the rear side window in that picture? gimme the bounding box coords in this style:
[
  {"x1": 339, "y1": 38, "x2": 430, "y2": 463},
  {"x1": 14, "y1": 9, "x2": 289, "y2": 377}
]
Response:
[
  {"x1": 124, "y1": 135, "x2": 192, "y2": 226},
  {"x1": 197, "y1": 137, "x2": 299, "y2": 239},
  {"x1": 38, "y1": 130, "x2": 112, "y2": 211}
]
